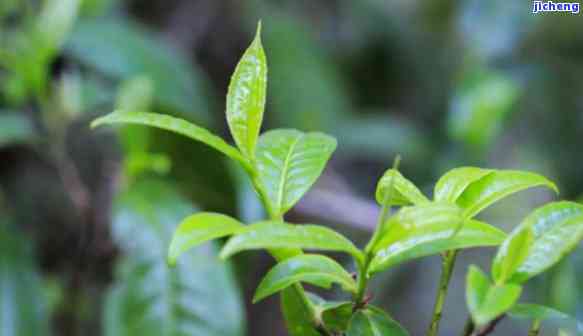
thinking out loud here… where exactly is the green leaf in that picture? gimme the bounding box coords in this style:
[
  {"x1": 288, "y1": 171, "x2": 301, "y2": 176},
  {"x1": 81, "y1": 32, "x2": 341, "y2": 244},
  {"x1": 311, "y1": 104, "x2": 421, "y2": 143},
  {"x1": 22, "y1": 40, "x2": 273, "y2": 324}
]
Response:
[
  {"x1": 116, "y1": 76, "x2": 154, "y2": 112},
  {"x1": 466, "y1": 265, "x2": 522, "y2": 326},
  {"x1": 0, "y1": 225, "x2": 50, "y2": 336},
  {"x1": 256, "y1": 129, "x2": 337, "y2": 216},
  {"x1": 434, "y1": 167, "x2": 493, "y2": 203},
  {"x1": 456, "y1": 170, "x2": 558, "y2": 218},
  {"x1": 226, "y1": 22, "x2": 267, "y2": 159},
  {"x1": 321, "y1": 302, "x2": 354, "y2": 333},
  {"x1": 346, "y1": 306, "x2": 409, "y2": 336},
  {"x1": 509, "y1": 303, "x2": 572, "y2": 322},
  {"x1": 498, "y1": 202, "x2": 583, "y2": 284},
  {"x1": 254, "y1": 254, "x2": 356, "y2": 302},
  {"x1": 91, "y1": 111, "x2": 249, "y2": 168},
  {"x1": 105, "y1": 179, "x2": 245, "y2": 336},
  {"x1": 370, "y1": 217, "x2": 505, "y2": 273},
  {"x1": 375, "y1": 169, "x2": 428, "y2": 206},
  {"x1": 491, "y1": 226, "x2": 534, "y2": 284},
  {"x1": 281, "y1": 288, "x2": 321, "y2": 336},
  {"x1": 67, "y1": 18, "x2": 210, "y2": 122},
  {"x1": 219, "y1": 222, "x2": 363, "y2": 262},
  {"x1": 168, "y1": 212, "x2": 244, "y2": 266}
]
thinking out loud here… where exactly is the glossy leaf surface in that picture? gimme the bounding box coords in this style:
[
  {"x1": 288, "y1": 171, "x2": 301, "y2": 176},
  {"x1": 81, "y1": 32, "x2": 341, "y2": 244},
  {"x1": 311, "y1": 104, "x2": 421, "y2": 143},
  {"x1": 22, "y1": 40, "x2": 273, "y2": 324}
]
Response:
[
  {"x1": 434, "y1": 167, "x2": 492, "y2": 202},
  {"x1": 281, "y1": 288, "x2": 321, "y2": 336},
  {"x1": 370, "y1": 218, "x2": 505, "y2": 273},
  {"x1": 254, "y1": 254, "x2": 356, "y2": 302},
  {"x1": 256, "y1": 129, "x2": 337, "y2": 216},
  {"x1": 168, "y1": 212, "x2": 244, "y2": 266},
  {"x1": 375, "y1": 169, "x2": 428, "y2": 206},
  {"x1": 466, "y1": 265, "x2": 522, "y2": 326},
  {"x1": 220, "y1": 222, "x2": 363, "y2": 261},
  {"x1": 104, "y1": 180, "x2": 244, "y2": 336},
  {"x1": 495, "y1": 202, "x2": 583, "y2": 284},
  {"x1": 456, "y1": 170, "x2": 558, "y2": 218},
  {"x1": 91, "y1": 111, "x2": 248, "y2": 168},
  {"x1": 226, "y1": 23, "x2": 267, "y2": 159},
  {"x1": 491, "y1": 226, "x2": 534, "y2": 284},
  {"x1": 346, "y1": 306, "x2": 409, "y2": 336}
]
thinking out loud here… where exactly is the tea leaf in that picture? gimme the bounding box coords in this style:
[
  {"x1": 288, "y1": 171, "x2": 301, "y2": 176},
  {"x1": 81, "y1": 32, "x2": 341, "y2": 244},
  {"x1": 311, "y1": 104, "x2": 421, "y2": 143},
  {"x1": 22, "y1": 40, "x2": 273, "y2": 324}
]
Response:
[
  {"x1": 491, "y1": 226, "x2": 534, "y2": 284},
  {"x1": 346, "y1": 306, "x2": 409, "y2": 336},
  {"x1": 321, "y1": 302, "x2": 354, "y2": 333},
  {"x1": 256, "y1": 129, "x2": 336, "y2": 216},
  {"x1": 226, "y1": 22, "x2": 267, "y2": 159},
  {"x1": 375, "y1": 169, "x2": 428, "y2": 206},
  {"x1": 254, "y1": 254, "x2": 356, "y2": 302},
  {"x1": 281, "y1": 288, "x2": 321, "y2": 336},
  {"x1": 91, "y1": 111, "x2": 249, "y2": 169},
  {"x1": 497, "y1": 202, "x2": 583, "y2": 284},
  {"x1": 434, "y1": 167, "x2": 492, "y2": 202},
  {"x1": 466, "y1": 265, "x2": 522, "y2": 326},
  {"x1": 219, "y1": 222, "x2": 363, "y2": 262},
  {"x1": 457, "y1": 170, "x2": 558, "y2": 218},
  {"x1": 168, "y1": 212, "x2": 244, "y2": 266}
]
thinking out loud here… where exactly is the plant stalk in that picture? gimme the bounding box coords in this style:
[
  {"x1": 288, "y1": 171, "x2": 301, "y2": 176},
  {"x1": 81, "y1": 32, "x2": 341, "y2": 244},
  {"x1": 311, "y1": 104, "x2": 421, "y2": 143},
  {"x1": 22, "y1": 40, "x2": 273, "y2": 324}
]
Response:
[
  {"x1": 427, "y1": 250, "x2": 459, "y2": 336},
  {"x1": 461, "y1": 317, "x2": 475, "y2": 336},
  {"x1": 528, "y1": 319, "x2": 541, "y2": 336}
]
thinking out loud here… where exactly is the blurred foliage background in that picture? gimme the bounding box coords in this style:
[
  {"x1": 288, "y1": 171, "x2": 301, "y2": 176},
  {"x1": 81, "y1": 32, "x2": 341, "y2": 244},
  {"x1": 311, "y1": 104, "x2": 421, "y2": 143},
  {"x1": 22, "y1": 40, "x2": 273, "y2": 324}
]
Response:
[{"x1": 1, "y1": 0, "x2": 582, "y2": 335}]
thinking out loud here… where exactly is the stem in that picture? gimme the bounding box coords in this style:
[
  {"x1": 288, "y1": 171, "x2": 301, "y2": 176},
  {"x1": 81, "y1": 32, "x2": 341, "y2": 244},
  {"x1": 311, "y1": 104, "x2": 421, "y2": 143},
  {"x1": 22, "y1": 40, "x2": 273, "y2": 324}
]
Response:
[
  {"x1": 528, "y1": 319, "x2": 541, "y2": 336},
  {"x1": 427, "y1": 250, "x2": 458, "y2": 336},
  {"x1": 475, "y1": 315, "x2": 505, "y2": 336}
]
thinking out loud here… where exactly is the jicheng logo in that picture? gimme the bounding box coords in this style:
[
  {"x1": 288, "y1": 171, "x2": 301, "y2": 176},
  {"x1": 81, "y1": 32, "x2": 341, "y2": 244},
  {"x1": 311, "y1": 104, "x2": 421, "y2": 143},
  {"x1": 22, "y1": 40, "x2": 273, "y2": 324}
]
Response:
[{"x1": 532, "y1": 1, "x2": 580, "y2": 13}]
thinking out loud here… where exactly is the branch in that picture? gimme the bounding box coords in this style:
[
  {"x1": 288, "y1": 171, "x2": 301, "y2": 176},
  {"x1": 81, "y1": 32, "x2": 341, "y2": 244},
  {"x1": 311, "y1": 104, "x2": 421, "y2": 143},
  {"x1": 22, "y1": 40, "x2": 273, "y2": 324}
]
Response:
[{"x1": 474, "y1": 315, "x2": 505, "y2": 336}]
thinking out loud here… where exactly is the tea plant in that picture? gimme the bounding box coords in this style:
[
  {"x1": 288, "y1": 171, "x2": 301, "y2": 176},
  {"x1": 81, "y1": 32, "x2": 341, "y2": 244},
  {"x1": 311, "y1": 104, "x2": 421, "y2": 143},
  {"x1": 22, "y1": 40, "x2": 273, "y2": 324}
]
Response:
[{"x1": 93, "y1": 23, "x2": 583, "y2": 336}]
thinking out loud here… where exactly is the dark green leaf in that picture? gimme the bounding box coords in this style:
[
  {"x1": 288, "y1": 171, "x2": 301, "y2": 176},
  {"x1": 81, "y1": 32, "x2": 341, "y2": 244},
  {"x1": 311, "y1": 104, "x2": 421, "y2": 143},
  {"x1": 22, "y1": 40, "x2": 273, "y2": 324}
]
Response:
[
  {"x1": 346, "y1": 306, "x2": 409, "y2": 336},
  {"x1": 220, "y1": 222, "x2": 363, "y2": 262},
  {"x1": 254, "y1": 254, "x2": 356, "y2": 302},
  {"x1": 168, "y1": 212, "x2": 244, "y2": 266},
  {"x1": 281, "y1": 288, "x2": 321, "y2": 336},
  {"x1": 91, "y1": 111, "x2": 249, "y2": 169},
  {"x1": 466, "y1": 265, "x2": 522, "y2": 326},
  {"x1": 104, "y1": 180, "x2": 245, "y2": 336},
  {"x1": 375, "y1": 169, "x2": 428, "y2": 206},
  {"x1": 321, "y1": 302, "x2": 354, "y2": 333},
  {"x1": 226, "y1": 22, "x2": 267, "y2": 159},
  {"x1": 496, "y1": 202, "x2": 583, "y2": 284},
  {"x1": 256, "y1": 129, "x2": 337, "y2": 216},
  {"x1": 456, "y1": 170, "x2": 558, "y2": 218},
  {"x1": 434, "y1": 167, "x2": 492, "y2": 203},
  {"x1": 67, "y1": 19, "x2": 210, "y2": 122}
]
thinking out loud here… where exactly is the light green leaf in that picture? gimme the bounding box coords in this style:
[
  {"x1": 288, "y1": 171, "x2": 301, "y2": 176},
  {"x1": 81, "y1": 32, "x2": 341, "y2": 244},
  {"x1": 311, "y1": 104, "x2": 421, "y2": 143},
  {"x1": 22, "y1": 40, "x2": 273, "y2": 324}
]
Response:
[
  {"x1": 501, "y1": 202, "x2": 583, "y2": 284},
  {"x1": 321, "y1": 302, "x2": 354, "y2": 333},
  {"x1": 168, "y1": 212, "x2": 244, "y2": 266},
  {"x1": 456, "y1": 170, "x2": 558, "y2": 218},
  {"x1": 91, "y1": 111, "x2": 249, "y2": 169},
  {"x1": 375, "y1": 169, "x2": 428, "y2": 206},
  {"x1": 256, "y1": 129, "x2": 337, "y2": 216},
  {"x1": 254, "y1": 254, "x2": 356, "y2": 302},
  {"x1": 281, "y1": 288, "x2": 321, "y2": 336},
  {"x1": 219, "y1": 222, "x2": 363, "y2": 262},
  {"x1": 226, "y1": 22, "x2": 267, "y2": 159},
  {"x1": 434, "y1": 167, "x2": 493, "y2": 203},
  {"x1": 105, "y1": 179, "x2": 245, "y2": 336},
  {"x1": 466, "y1": 265, "x2": 522, "y2": 326},
  {"x1": 509, "y1": 303, "x2": 572, "y2": 322},
  {"x1": 370, "y1": 218, "x2": 505, "y2": 273},
  {"x1": 491, "y1": 226, "x2": 534, "y2": 284},
  {"x1": 346, "y1": 306, "x2": 409, "y2": 336}
]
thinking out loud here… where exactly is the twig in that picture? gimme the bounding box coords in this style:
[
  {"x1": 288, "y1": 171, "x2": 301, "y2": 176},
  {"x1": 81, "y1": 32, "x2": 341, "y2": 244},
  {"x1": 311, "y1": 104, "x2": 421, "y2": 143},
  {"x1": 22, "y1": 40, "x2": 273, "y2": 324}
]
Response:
[
  {"x1": 528, "y1": 319, "x2": 541, "y2": 336},
  {"x1": 474, "y1": 315, "x2": 505, "y2": 336},
  {"x1": 427, "y1": 250, "x2": 458, "y2": 336}
]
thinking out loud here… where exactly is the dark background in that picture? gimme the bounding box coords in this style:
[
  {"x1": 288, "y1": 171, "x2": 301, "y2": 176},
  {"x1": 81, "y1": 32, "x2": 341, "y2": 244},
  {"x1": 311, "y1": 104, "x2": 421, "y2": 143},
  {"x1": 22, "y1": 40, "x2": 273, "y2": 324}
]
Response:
[{"x1": 1, "y1": 0, "x2": 582, "y2": 335}]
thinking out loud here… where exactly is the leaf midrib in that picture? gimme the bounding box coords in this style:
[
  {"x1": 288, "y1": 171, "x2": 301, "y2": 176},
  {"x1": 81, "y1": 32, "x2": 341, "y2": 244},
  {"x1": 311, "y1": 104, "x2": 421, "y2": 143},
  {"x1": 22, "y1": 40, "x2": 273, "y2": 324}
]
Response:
[{"x1": 276, "y1": 133, "x2": 303, "y2": 213}]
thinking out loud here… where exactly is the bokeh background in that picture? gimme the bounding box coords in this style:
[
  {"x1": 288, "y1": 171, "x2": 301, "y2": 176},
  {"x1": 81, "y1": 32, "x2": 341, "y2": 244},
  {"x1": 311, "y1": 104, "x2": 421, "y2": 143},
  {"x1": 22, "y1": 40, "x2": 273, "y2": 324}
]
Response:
[{"x1": 1, "y1": 0, "x2": 582, "y2": 335}]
